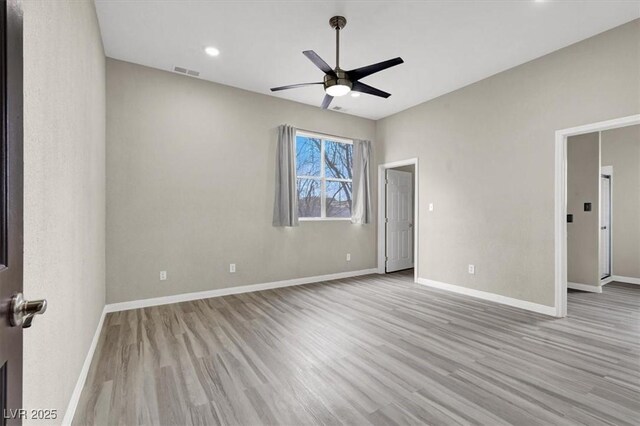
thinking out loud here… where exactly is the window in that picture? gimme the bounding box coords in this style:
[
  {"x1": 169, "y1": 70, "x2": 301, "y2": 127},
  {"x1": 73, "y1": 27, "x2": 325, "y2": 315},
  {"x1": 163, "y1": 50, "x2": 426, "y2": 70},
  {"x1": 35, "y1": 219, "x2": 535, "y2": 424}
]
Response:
[{"x1": 296, "y1": 131, "x2": 353, "y2": 220}]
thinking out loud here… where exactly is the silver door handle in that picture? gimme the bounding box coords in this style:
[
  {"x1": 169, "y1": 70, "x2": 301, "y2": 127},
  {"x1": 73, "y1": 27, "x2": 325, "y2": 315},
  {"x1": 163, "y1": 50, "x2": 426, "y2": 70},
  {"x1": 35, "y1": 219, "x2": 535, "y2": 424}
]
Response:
[{"x1": 10, "y1": 293, "x2": 47, "y2": 328}]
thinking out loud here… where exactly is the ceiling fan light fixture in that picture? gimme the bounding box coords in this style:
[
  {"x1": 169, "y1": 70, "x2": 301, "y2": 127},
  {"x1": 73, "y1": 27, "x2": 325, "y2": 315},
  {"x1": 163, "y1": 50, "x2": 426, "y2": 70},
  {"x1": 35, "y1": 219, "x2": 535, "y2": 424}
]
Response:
[
  {"x1": 326, "y1": 84, "x2": 351, "y2": 97},
  {"x1": 324, "y1": 69, "x2": 352, "y2": 97}
]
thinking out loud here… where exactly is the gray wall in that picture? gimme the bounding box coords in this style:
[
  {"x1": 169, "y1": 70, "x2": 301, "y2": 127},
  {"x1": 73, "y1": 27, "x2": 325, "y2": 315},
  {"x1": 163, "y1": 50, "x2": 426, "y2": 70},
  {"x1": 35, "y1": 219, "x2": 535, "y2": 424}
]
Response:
[
  {"x1": 106, "y1": 59, "x2": 376, "y2": 303},
  {"x1": 23, "y1": 0, "x2": 106, "y2": 423},
  {"x1": 376, "y1": 20, "x2": 639, "y2": 307},
  {"x1": 601, "y1": 125, "x2": 640, "y2": 279},
  {"x1": 567, "y1": 133, "x2": 600, "y2": 287}
]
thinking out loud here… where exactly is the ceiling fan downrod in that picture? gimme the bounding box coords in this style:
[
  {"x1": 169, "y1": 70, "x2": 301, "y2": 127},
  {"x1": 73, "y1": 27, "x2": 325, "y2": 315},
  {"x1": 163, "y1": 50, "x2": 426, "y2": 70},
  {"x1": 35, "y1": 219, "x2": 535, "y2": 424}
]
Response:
[{"x1": 329, "y1": 16, "x2": 347, "y2": 70}]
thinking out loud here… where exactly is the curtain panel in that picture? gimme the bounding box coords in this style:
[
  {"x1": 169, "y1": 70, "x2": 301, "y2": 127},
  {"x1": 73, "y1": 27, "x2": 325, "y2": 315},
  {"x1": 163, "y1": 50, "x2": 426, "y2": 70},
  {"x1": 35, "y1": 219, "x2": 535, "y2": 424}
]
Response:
[
  {"x1": 352, "y1": 139, "x2": 372, "y2": 224},
  {"x1": 272, "y1": 124, "x2": 299, "y2": 227}
]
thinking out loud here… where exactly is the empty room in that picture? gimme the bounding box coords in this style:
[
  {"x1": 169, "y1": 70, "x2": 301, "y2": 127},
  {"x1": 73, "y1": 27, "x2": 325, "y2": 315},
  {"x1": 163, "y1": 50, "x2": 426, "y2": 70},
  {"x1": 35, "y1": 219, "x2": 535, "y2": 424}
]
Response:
[{"x1": 1, "y1": 0, "x2": 639, "y2": 425}]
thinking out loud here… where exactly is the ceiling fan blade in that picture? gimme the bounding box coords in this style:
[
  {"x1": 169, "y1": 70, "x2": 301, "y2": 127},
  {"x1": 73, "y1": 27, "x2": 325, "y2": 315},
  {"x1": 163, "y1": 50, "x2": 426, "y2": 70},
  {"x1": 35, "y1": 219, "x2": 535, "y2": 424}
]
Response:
[
  {"x1": 351, "y1": 81, "x2": 391, "y2": 98},
  {"x1": 303, "y1": 50, "x2": 335, "y2": 75},
  {"x1": 271, "y1": 82, "x2": 323, "y2": 92},
  {"x1": 347, "y1": 57, "x2": 404, "y2": 81},
  {"x1": 321, "y1": 94, "x2": 334, "y2": 109}
]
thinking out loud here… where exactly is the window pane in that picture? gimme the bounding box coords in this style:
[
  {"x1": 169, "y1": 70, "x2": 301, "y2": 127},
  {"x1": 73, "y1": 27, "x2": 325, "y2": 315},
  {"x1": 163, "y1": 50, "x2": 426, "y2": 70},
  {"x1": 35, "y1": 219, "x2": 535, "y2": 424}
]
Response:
[
  {"x1": 326, "y1": 181, "x2": 352, "y2": 218},
  {"x1": 296, "y1": 136, "x2": 321, "y2": 177},
  {"x1": 324, "y1": 140, "x2": 353, "y2": 180},
  {"x1": 297, "y1": 178, "x2": 321, "y2": 218}
]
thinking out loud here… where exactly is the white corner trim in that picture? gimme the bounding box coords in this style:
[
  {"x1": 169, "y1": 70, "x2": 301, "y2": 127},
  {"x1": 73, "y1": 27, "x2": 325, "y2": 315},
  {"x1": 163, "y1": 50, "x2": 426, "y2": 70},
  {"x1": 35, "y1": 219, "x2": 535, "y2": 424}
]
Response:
[
  {"x1": 377, "y1": 158, "x2": 419, "y2": 283},
  {"x1": 62, "y1": 306, "x2": 107, "y2": 426},
  {"x1": 568, "y1": 282, "x2": 602, "y2": 293},
  {"x1": 611, "y1": 275, "x2": 640, "y2": 285},
  {"x1": 416, "y1": 277, "x2": 558, "y2": 317},
  {"x1": 105, "y1": 268, "x2": 378, "y2": 313}
]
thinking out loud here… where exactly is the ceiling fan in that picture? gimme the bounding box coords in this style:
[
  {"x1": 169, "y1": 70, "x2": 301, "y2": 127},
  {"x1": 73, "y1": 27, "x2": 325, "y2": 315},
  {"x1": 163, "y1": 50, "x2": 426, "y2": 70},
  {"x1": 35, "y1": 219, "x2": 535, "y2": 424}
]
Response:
[{"x1": 270, "y1": 16, "x2": 404, "y2": 109}]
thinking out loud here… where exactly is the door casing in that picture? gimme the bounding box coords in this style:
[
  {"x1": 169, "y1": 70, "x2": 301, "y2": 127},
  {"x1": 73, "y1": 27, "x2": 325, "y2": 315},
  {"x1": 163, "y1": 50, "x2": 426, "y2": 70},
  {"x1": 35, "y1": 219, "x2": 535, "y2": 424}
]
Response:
[
  {"x1": 377, "y1": 158, "x2": 419, "y2": 282},
  {"x1": 600, "y1": 167, "x2": 613, "y2": 280},
  {"x1": 554, "y1": 114, "x2": 640, "y2": 317}
]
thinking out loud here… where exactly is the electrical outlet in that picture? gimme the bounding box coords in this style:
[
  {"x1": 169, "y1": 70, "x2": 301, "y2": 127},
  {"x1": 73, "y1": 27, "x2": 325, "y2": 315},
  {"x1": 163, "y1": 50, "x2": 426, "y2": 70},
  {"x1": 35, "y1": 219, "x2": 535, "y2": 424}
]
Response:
[
  {"x1": 346, "y1": 253, "x2": 351, "y2": 262},
  {"x1": 229, "y1": 263, "x2": 236, "y2": 273},
  {"x1": 429, "y1": 203, "x2": 434, "y2": 212},
  {"x1": 468, "y1": 264, "x2": 475, "y2": 275},
  {"x1": 160, "y1": 271, "x2": 167, "y2": 281}
]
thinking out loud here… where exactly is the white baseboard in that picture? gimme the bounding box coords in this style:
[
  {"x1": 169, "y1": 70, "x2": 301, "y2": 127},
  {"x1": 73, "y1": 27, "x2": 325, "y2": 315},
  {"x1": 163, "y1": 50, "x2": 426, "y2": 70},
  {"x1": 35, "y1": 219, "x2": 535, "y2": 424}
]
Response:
[
  {"x1": 611, "y1": 275, "x2": 640, "y2": 285},
  {"x1": 415, "y1": 278, "x2": 558, "y2": 317},
  {"x1": 568, "y1": 282, "x2": 602, "y2": 293},
  {"x1": 601, "y1": 276, "x2": 615, "y2": 285},
  {"x1": 62, "y1": 306, "x2": 107, "y2": 426},
  {"x1": 105, "y1": 268, "x2": 378, "y2": 313}
]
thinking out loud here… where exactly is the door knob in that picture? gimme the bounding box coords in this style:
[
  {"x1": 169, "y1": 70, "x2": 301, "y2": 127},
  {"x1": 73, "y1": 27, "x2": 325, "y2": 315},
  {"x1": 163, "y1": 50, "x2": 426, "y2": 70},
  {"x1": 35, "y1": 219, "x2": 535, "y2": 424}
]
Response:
[{"x1": 10, "y1": 293, "x2": 47, "y2": 328}]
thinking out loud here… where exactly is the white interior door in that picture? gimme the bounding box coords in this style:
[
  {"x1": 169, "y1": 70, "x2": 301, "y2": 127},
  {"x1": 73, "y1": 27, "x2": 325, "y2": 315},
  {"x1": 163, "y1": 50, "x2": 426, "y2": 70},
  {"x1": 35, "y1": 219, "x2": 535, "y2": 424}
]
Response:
[
  {"x1": 386, "y1": 169, "x2": 413, "y2": 272},
  {"x1": 600, "y1": 174, "x2": 611, "y2": 279}
]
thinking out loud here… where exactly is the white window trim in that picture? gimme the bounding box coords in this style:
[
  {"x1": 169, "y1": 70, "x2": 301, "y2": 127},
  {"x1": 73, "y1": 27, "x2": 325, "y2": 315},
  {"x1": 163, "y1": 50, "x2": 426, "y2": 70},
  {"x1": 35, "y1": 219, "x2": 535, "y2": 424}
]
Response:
[{"x1": 295, "y1": 130, "x2": 354, "y2": 221}]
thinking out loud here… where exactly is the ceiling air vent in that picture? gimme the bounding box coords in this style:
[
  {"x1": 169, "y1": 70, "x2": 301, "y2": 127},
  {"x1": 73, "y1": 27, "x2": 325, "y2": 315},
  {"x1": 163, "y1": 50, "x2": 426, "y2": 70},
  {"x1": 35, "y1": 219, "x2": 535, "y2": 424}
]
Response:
[{"x1": 173, "y1": 66, "x2": 200, "y2": 77}]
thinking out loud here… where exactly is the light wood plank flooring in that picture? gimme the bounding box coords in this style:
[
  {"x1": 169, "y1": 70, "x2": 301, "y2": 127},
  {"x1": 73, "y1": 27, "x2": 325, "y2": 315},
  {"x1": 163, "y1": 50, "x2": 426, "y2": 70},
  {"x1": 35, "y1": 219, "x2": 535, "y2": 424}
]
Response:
[{"x1": 74, "y1": 271, "x2": 640, "y2": 425}]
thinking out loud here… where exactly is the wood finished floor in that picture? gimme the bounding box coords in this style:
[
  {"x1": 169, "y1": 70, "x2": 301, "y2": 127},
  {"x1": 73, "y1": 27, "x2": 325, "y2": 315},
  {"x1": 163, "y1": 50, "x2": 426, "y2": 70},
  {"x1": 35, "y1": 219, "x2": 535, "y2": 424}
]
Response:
[{"x1": 74, "y1": 271, "x2": 640, "y2": 426}]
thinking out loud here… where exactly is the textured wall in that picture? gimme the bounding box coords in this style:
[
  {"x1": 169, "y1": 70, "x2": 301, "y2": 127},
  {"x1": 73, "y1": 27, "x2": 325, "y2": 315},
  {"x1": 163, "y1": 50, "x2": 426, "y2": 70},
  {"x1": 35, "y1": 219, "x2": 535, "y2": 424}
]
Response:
[
  {"x1": 376, "y1": 20, "x2": 640, "y2": 306},
  {"x1": 601, "y1": 125, "x2": 640, "y2": 279},
  {"x1": 567, "y1": 133, "x2": 600, "y2": 287},
  {"x1": 23, "y1": 0, "x2": 106, "y2": 422},
  {"x1": 106, "y1": 59, "x2": 376, "y2": 303}
]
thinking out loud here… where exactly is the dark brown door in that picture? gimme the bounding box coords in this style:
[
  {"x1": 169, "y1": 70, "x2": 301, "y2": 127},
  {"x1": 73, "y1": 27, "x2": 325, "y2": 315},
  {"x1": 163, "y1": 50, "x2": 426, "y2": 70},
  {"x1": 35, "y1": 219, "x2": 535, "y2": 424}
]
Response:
[{"x1": 0, "y1": 0, "x2": 23, "y2": 424}]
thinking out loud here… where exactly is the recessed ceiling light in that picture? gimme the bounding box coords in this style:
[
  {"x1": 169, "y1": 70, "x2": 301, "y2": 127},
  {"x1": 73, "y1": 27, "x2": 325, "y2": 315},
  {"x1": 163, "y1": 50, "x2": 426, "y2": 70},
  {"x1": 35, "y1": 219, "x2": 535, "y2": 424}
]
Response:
[
  {"x1": 535, "y1": 0, "x2": 545, "y2": 3},
  {"x1": 204, "y1": 46, "x2": 220, "y2": 57},
  {"x1": 351, "y1": 92, "x2": 360, "y2": 97}
]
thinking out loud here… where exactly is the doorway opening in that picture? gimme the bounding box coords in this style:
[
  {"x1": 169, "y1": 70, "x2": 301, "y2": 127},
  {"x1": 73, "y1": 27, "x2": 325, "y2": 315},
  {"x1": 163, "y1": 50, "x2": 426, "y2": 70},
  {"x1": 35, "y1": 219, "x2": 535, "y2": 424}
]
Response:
[
  {"x1": 555, "y1": 114, "x2": 640, "y2": 317},
  {"x1": 377, "y1": 159, "x2": 419, "y2": 281}
]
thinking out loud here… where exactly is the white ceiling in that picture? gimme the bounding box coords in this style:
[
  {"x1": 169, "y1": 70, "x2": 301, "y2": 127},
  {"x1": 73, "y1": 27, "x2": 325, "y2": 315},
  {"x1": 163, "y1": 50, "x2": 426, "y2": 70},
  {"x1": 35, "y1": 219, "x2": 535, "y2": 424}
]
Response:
[{"x1": 94, "y1": 0, "x2": 639, "y2": 120}]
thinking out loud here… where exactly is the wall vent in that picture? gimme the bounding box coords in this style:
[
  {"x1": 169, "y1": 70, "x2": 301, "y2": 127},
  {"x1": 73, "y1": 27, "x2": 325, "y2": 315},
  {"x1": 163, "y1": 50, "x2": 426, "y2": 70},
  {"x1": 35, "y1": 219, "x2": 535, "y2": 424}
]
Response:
[{"x1": 173, "y1": 66, "x2": 200, "y2": 77}]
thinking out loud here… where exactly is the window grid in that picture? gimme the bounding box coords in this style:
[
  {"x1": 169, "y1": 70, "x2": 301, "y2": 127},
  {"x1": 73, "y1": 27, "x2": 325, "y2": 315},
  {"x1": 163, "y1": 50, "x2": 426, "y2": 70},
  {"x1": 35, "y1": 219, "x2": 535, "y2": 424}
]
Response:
[{"x1": 296, "y1": 131, "x2": 353, "y2": 220}]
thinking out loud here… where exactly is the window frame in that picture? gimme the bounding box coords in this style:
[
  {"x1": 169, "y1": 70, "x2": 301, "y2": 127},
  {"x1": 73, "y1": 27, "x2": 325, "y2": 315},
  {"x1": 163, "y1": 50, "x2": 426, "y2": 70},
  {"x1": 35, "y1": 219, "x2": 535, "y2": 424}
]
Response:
[{"x1": 295, "y1": 130, "x2": 354, "y2": 221}]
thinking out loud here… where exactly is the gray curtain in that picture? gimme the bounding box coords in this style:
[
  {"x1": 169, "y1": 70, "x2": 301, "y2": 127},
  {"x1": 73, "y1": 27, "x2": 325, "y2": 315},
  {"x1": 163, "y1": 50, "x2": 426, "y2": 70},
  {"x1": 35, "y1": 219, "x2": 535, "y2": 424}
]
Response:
[
  {"x1": 273, "y1": 125, "x2": 299, "y2": 227},
  {"x1": 352, "y1": 139, "x2": 372, "y2": 224}
]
